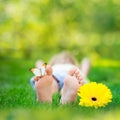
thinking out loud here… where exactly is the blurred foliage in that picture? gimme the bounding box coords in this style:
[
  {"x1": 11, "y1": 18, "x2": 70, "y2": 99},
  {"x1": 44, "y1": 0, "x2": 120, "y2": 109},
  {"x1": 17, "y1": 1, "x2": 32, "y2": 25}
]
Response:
[{"x1": 0, "y1": 0, "x2": 120, "y2": 60}]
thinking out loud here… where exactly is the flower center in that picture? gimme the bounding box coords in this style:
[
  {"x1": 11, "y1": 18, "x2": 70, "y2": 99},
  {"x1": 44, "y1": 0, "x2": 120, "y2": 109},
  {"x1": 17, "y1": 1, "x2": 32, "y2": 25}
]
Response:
[{"x1": 91, "y1": 97, "x2": 97, "y2": 101}]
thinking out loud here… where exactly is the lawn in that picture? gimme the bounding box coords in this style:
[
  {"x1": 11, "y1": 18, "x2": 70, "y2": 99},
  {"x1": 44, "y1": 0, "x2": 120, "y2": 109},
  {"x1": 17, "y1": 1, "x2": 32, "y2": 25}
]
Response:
[{"x1": 0, "y1": 58, "x2": 120, "y2": 120}]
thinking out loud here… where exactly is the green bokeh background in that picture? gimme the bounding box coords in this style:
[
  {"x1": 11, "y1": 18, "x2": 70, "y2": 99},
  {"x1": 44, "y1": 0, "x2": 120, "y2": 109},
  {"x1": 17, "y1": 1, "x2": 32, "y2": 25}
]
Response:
[{"x1": 0, "y1": 0, "x2": 120, "y2": 61}]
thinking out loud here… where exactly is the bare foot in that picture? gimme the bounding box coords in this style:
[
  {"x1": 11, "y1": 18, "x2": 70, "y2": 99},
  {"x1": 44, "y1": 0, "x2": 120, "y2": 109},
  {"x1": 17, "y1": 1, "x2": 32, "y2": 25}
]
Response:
[
  {"x1": 34, "y1": 65, "x2": 54, "y2": 103},
  {"x1": 60, "y1": 67, "x2": 83, "y2": 104}
]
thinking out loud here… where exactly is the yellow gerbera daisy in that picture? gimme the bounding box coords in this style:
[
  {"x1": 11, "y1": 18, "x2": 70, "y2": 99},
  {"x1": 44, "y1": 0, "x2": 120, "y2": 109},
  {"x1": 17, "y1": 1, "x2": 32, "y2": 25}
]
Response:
[{"x1": 78, "y1": 82, "x2": 112, "y2": 108}]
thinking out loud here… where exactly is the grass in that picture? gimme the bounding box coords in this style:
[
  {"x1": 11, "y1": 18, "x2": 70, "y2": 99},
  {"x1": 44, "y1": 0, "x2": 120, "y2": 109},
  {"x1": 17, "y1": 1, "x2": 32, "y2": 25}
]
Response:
[{"x1": 0, "y1": 58, "x2": 120, "y2": 120}]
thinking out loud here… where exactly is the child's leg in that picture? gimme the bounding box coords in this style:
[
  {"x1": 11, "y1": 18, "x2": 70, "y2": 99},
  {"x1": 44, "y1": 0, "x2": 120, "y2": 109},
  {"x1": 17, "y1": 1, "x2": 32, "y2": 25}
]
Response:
[
  {"x1": 60, "y1": 67, "x2": 83, "y2": 104},
  {"x1": 34, "y1": 65, "x2": 59, "y2": 103}
]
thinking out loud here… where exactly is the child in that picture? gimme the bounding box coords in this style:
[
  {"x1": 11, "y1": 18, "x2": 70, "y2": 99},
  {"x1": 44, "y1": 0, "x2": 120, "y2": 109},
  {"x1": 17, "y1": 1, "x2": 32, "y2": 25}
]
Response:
[{"x1": 30, "y1": 51, "x2": 90, "y2": 104}]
